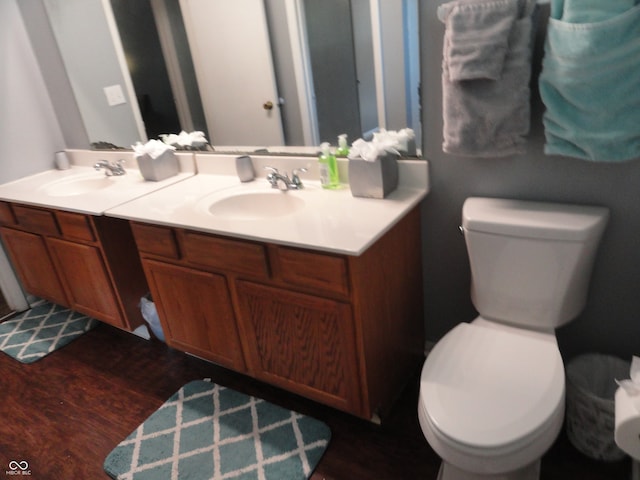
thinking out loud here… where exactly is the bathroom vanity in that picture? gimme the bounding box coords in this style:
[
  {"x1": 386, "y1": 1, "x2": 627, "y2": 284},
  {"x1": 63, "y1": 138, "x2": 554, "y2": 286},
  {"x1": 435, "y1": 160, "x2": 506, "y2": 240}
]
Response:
[
  {"x1": 105, "y1": 153, "x2": 429, "y2": 420},
  {"x1": 0, "y1": 202, "x2": 146, "y2": 330},
  {"x1": 0, "y1": 152, "x2": 429, "y2": 421},
  {"x1": 128, "y1": 205, "x2": 423, "y2": 419},
  {"x1": 0, "y1": 151, "x2": 194, "y2": 330}
]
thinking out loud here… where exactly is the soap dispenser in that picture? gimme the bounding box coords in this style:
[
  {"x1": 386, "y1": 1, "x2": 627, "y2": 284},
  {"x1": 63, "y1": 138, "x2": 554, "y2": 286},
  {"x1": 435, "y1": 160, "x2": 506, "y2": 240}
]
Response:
[
  {"x1": 318, "y1": 142, "x2": 340, "y2": 189},
  {"x1": 336, "y1": 134, "x2": 350, "y2": 157}
]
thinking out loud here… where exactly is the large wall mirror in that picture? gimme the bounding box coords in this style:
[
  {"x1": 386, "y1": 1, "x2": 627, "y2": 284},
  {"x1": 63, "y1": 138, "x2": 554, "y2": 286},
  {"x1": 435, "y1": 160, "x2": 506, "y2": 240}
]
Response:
[{"x1": 42, "y1": 0, "x2": 421, "y2": 154}]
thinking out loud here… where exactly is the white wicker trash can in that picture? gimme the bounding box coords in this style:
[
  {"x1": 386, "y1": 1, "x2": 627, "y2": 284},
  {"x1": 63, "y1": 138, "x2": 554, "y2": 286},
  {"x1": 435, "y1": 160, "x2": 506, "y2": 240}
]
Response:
[{"x1": 565, "y1": 353, "x2": 630, "y2": 461}]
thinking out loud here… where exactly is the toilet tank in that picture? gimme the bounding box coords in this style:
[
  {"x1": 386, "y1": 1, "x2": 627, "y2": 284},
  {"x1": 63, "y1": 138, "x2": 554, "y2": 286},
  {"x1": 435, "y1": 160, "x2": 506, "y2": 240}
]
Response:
[{"x1": 462, "y1": 197, "x2": 609, "y2": 330}]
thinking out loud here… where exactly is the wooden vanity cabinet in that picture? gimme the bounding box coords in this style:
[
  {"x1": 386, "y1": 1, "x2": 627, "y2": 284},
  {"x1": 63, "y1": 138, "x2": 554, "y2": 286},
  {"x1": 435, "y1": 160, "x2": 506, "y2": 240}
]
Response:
[
  {"x1": 142, "y1": 259, "x2": 245, "y2": 371},
  {"x1": 47, "y1": 237, "x2": 122, "y2": 325},
  {"x1": 0, "y1": 227, "x2": 69, "y2": 306},
  {"x1": 235, "y1": 280, "x2": 361, "y2": 413},
  {"x1": 130, "y1": 206, "x2": 424, "y2": 421},
  {"x1": 0, "y1": 202, "x2": 147, "y2": 331},
  {"x1": 0, "y1": 201, "x2": 15, "y2": 225}
]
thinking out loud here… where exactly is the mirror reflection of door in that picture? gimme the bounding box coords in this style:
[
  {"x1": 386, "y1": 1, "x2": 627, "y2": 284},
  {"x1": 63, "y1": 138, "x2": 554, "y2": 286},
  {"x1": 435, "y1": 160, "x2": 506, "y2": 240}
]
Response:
[{"x1": 179, "y1": 0, "x2": 286, "y2": 146}]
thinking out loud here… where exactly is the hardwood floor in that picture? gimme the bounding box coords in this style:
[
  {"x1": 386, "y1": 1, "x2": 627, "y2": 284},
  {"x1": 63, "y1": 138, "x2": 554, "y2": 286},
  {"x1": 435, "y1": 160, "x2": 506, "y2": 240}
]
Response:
[{"x1": 0, "y1": 322, "x2": 631, "y2": 479}]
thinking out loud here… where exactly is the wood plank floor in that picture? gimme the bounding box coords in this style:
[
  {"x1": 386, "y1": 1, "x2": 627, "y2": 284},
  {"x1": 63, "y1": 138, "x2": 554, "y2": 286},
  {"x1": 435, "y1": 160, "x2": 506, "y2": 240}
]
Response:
[{"x1": 0, "y1": 322, "x2": 631, "y2": 479}]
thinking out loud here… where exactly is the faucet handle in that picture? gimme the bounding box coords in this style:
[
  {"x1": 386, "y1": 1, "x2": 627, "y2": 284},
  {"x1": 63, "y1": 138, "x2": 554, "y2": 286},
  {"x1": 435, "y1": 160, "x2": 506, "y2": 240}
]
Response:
[
  {"x1": 291, "y1": 167, "x2": 307, "y2": 188},
  {"x1": 264, "y1": 166, "x2": 281, "y2": 188}
]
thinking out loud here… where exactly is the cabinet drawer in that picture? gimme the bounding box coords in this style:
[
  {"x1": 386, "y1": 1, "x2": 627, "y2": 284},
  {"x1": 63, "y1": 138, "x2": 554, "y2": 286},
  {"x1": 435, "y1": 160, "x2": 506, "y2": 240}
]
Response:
[
  {"x1": 56, "y1": 211, "x2": 96, "y2": 243},
  {"x1": 13, "y1": 205, "x2": 60, "y2": 236},
  {"x1": 131, "y1": 223, "x2": 180, "y2": 259},
  {"x1": 0, "y1": 202, "x2": 16, "y2": 226},
  {"x1": 274, "y1": 247, "x2": 350, "y2": 297},
  {"x1": 181, "y1": 231, "x2": 268, "y2": 278}
]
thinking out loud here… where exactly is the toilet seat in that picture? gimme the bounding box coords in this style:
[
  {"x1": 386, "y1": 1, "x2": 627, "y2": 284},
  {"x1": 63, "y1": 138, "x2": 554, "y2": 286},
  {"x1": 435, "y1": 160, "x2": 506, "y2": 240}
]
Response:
[{"x1": 420, "y1": 321, "x2": 564, "y2": 454}]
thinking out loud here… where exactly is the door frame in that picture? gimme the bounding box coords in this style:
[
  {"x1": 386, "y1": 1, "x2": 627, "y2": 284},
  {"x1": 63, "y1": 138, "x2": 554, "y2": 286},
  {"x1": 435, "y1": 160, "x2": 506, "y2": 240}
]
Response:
[
  {"x1": 150, "y1": 0, "x2": 195, "y2": 133},
  {"x1": 284, "y1": 0, "x2": 319, "y2": 146}
]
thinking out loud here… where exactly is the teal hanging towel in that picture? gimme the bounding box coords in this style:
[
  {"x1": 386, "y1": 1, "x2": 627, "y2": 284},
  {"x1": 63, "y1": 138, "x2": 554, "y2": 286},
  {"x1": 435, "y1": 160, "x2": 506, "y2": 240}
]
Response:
[{"x1": 539, "y1": 1, "x2": 640, "y2": 162}]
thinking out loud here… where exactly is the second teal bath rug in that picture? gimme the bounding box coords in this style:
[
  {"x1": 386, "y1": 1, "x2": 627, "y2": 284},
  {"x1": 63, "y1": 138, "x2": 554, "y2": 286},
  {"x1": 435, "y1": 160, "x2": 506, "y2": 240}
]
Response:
[
  {"x1": 0, "y1": 302, "x2": 98, "y2": 363},
  {"x1": 104, "y1": 380, "x2": 331, "y2": 480}
]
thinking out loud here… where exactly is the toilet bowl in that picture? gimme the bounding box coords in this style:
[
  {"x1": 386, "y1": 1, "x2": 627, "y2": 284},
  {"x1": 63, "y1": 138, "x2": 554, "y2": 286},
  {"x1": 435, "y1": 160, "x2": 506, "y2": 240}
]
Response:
[
  {"x1": 419, "y1": 319, "x2": 565, "y2": 479},
  {"x1": 419, "y1": 197, "x2": 609, "y2": 480}
]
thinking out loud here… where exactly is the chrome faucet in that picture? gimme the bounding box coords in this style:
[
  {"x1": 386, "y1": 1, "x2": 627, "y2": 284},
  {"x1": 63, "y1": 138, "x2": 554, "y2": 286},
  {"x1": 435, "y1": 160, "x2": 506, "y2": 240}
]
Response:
[
  {"x1": 264, "y1": 166, "x2": 306, "y2": 190},
  {"x1": 94, "y1": 159, "x2": 126, "y2": 176}
]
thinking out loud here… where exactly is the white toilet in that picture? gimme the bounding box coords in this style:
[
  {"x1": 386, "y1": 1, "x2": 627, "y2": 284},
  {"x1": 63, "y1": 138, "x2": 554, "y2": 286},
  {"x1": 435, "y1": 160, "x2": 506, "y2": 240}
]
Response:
[{"x1": 418, "y1": 197, "x2": 609, "y2": 480}]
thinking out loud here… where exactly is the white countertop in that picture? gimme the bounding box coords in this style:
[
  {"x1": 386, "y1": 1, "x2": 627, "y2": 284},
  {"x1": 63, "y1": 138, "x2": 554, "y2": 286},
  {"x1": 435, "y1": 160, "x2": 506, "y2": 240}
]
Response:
[
  {"x1": 0, "y1": 151, "x2": 429, "y2": 255},
  {"x1": 0, "y1": 151, "x2": 195, "y2": 215},
  {"x1": 106, "y1": 154, "x2": 429, "y2": 255}
]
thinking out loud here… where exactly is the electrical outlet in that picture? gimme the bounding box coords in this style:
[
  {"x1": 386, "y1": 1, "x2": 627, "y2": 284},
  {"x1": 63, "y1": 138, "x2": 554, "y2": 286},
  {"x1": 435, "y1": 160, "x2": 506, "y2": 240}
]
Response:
[{"x1": 103, "y1": 84, "x2": 127, "y2": 107}]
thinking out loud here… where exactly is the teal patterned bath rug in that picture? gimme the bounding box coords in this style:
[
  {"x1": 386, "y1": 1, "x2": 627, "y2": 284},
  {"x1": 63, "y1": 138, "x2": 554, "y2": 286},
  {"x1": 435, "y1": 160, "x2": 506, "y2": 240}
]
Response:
[
  {"x1": 0, "y1": 302, "x2": 98, "y2": 363},
  {"x1": 104, "y1": 380, "x2": 331, "y2": 480}
]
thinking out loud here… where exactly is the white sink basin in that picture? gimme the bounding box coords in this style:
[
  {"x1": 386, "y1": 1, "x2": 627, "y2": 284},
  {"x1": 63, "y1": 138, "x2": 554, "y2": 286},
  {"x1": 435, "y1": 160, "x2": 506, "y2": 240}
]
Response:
[
  {"x1": 0, "y1": 164, "x2": 194, "y2": 216},
  {"x1": 207, "y1": 190, "x2": 305, "y2": 220},
  {"x1": 41, "y1": 174, "x2": 118, "y2": 197}
]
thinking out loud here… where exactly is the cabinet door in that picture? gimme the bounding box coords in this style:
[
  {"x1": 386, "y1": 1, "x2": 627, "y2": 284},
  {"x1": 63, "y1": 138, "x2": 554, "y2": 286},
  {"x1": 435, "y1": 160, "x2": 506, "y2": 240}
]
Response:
[
  {"x1": 0, "y1": 227, "x2": 68, "y2": 306},
  {"x1": 235, "y1": 280, "x2": 362, "y2": 415},
  {"x1": 47, "y1": 237, "x2": 124, "y2": 328},
  {"x1": 142, "y1": 259, "x2": 245, "y2": 371}
]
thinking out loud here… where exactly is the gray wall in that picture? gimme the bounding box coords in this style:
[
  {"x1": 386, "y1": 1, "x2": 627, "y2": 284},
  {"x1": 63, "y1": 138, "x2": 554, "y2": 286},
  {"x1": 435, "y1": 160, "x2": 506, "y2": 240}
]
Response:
[
  {"x1": 42, "y1": 0, "x2": 141, "y2": 147},
  {"x1": 1, "y1": 0, "x2": 67, "y2": 182},
  {"x1": 419, "y1": 1, "x2": 640, "y2": 361},
  {"x1": 14, "y1": 0, "x2": 88, "y2": 151},
  {"x1": 0, "y1": 0, "x2": 65, "y2": 311}
]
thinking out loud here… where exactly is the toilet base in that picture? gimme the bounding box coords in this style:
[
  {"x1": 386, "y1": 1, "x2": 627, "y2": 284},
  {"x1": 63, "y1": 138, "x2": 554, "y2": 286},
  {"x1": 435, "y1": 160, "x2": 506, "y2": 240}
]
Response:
[{"x1": 437, "y1": 459, "x2": 540, "y2": 480}]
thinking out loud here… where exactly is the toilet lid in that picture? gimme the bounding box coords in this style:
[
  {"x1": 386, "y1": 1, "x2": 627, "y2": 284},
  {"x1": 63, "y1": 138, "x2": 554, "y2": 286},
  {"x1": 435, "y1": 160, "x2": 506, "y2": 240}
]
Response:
[{"x1": 420, "y1": 322, "x2": 564, "y2": 450}]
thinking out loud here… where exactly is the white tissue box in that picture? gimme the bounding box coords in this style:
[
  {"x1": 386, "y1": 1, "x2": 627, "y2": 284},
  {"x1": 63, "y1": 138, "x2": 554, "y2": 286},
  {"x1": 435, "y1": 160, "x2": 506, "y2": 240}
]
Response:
[
  {"x1": 136, "y1": 150, "x2": 179, "y2": 181},
  {"x1": 348, "y1": 153, "x2": 399, "y2": 199}
]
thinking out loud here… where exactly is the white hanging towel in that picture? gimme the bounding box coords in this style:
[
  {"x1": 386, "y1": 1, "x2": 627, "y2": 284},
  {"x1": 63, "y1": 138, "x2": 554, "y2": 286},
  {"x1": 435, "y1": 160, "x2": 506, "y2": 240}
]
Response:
[{"x1": 438, "y1": 0, "x2": 537, "y2": 157}]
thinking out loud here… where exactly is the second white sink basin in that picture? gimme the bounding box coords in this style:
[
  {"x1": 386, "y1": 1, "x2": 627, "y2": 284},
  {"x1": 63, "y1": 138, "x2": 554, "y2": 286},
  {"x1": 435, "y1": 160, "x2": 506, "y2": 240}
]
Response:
[{"x1": 207, "y1": 190, "x2": 305, "y2": 220}]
